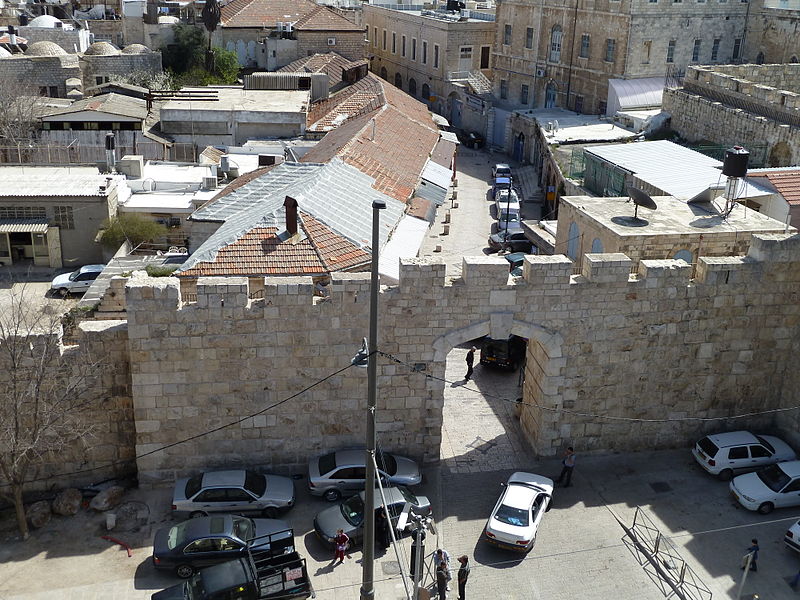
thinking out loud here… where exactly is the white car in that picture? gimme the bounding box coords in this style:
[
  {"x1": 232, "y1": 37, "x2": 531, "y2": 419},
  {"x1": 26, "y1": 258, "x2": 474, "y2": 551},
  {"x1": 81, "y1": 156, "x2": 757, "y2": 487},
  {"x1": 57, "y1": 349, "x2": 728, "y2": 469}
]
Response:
[
  {"x1": 484, "y1": 472, "x2": 553, "y2": 552},
  {"x1": 50, "y1": 264, "x2": 105, "y2": 297},
  {"x1": 784, "y1": 519, "x2": 800, "y2": 552},
  {"x1": 730, "y1": 460, "x2": 800, "y2": 514},
  {"x1": 692, "y1": 431, "x2": 796, "y2": 480},
  {"x1": 494, "y1": 189, "x2": 521, "y2": 214}
]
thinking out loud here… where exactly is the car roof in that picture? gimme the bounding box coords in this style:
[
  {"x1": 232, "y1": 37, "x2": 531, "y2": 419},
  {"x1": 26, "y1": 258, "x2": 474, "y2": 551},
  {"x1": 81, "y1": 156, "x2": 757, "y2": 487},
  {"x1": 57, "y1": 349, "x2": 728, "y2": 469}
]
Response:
[
  {"x1": 78, "y1": 264, "x2": 105, "y2": 273},
  {"x1": 184, "y1": 514, "x2": 236, "y2": 541},
  {"x1": 495, "y1": 163, "x2": 510, "y2": 169},
  {"x1": 358, "y1": 486, "x2": 406, "y2": 508},
  {"x1": 778, "y1": 460, "x2": 800, "y2": 478},
  {"x1": 706, "y1": 431, "x2": 760, "y2": 447},
  {"x1": 505, "y1": 252, "x2": 527, "y2": 264},
  {"x1": 335, "y1": 449, "x2": 367, "y2": 465},
  {"x1": 201, "y1": 470, "x2": 247, "y2": 487},
  {"x1": 502, "y1": 472, "x2": 552, "y2": 509}
]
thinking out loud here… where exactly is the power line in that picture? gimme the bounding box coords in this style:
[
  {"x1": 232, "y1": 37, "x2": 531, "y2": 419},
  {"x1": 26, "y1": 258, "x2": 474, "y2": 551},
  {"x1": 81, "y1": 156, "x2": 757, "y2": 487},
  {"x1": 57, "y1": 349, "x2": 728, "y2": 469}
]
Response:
[
  {"x1": 0, "y1": 361, "x2": 357, "y2": 490},
  {"x1": 378, "y1": 350, "x2": 800, "y2": 423}
]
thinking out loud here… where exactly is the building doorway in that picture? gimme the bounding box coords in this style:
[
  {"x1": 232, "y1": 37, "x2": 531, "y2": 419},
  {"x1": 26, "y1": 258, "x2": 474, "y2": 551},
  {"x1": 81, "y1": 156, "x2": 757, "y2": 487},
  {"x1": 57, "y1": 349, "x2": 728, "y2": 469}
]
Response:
[
  {"x1": 448, "y1": 92, "x2": 462, "y2": 128},
  {"x1": 545, "y1": 82, "x2": 558, "y2": 108},
  {"x1": 513, "y1": 132, "x2": 525, "y2": 162}
]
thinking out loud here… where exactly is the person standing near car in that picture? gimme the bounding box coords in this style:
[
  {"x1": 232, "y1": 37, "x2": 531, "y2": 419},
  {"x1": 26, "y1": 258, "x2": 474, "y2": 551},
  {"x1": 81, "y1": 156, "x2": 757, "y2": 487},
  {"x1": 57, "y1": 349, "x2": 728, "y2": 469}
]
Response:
[
  {"x1": 436, "y1": 562, "x2": 449, "y2": 599},
  {"x1": 555, "y1": 447, "x2": 576, "y2": 487},
  {"x1": 465, "y1": 347, "x2": 476, "y2": 381},
  {"x1": 457, "y1": 555, "x2": 470, "y2": 600},
  {"x1": 331, "y1": 529, "x2": 350, "y2": 564}
]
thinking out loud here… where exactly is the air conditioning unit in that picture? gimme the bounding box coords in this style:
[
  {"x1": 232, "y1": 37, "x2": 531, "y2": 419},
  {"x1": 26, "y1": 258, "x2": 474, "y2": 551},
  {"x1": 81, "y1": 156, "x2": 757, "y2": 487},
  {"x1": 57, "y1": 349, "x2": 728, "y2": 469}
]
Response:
[
  {"x1": 327, "y1": 37, "x2": 336, "y2": 46},
  {"x1": 536, "y1": 67, "x2": 546, "y2": 78},
  {"x1": 202, "y1": 176, "x2": 218, "y2": 190}
]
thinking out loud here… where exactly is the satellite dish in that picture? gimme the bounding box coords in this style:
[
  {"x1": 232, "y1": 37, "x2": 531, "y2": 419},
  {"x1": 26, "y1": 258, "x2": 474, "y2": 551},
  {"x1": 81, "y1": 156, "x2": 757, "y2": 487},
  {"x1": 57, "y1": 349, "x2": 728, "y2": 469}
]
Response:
[{"x1": 612, "y1": 187, "x2": 657, "y2": 227}]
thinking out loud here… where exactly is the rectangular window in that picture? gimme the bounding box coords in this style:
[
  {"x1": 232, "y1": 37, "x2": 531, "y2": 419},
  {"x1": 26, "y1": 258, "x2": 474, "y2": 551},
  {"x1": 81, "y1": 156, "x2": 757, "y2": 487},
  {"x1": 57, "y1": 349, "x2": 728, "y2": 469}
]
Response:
[
  {"x1": 402, "y1": 35, "x2": 406, "y2": 57},
  {"x1": 504, "y1": 24, "x2": 512, "y2": 46},
  {"x1": 649, "y1": 0, "x2": 657, "y2": 3},
  {"x1": 422, "y1": 41, "x2": 428, "y2": 64},
  {"x1": 579, "y1": 34, "x2": 589, "y2": 58},
  {"x1": 412, "y1": 38, "x2": 417, "y2": 61},
  {"x1": 733, "y1": 38, "x2": 742, "y2": 60},
  {"x1": 0, "y1": 206, "x2": 46, "y2": 220},
  {"x1": 500, "y1": 79, "x2": 508, "y2": 100},
  {"x1": 434, "y1": 44, "x2": 439, "y2": 68},
  {"x1": 605, "y1": 38, "x2": 616, "y2": 62},
  {"x1": 550, "y1": 28, "x2": 562, "y2": 62},
  {"x1": 382, "y1": 30, "x2": 387, "y2": 51},
  {"x1": 525, "y1": 27, "x2": 533, "y2": 49},
  {"x1": 392, "y1": 32, "x2": 396, "y2": 54},
  {"x1": 460, "y1": 46, "x2": 473, "y2": 59},
  {"x1": 692, "y1": 39, "x2": 701, "y2": 62},
  {"x1": 711, "y1": 38, "x2": 721, "y2": 61},
  {"x1": 373, "y1": 27, "x2": 377, "y2": 48},
  {"x1": 667, "y1": 40, "x2": 676, "y2": 63},
  {"x1": 520, "y1": 84, "x2": 529, "y2": 104},
  {"x1": 49, "y1": 86, "x2": 59, "y2": 97},
  {"x1": 642, "y1": 40, "x2": 652, "y2": 64},
  {"x1": 53, "y1": 206, "x2": 75, "y2": 230},
  {"x1": 480, "y1": 45, "x2": 490, "y2": 69}
]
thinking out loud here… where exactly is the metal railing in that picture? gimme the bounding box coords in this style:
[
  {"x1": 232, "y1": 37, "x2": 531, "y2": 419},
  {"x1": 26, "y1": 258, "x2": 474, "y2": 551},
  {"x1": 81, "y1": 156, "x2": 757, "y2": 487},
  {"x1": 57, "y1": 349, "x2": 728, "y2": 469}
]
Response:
[{"x1": 0, "y1": 142, "x2": 196, "y2": 165}]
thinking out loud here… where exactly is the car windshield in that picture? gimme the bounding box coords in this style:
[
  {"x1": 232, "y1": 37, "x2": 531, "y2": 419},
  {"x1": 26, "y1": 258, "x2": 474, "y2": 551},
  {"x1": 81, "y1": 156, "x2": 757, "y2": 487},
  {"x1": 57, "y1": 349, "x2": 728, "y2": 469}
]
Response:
[
  {"x1": 499, "y1": 212, "x2": 520, "y2": 223},
  {"x1": 67, "y1": 270, "x2": 81, "y2": 282},
  {"x1": 495, "y1": 504, "x2": 529, "y2": 527},
  {"x1": 319, "y1": 453, "x2": 337, "y2": 476},
  {"x1": 167, "y1": 521, "x2": 189, "y2": 550},
  {"x1": 340, "y1": 494, "x2": 365, "y2": 526},
  {"x1": 757, "y1": 463, "x2": 791, "y2": 492},
  {"x1": 756, "y1": 435, "x2": 776, "y2": 454},
  {"x1": 376, "y1": 453, "x2": 398, "y2": 476},
  {"x1": 697, "y1": 437, "x2": 718, "y2": 458},
  {"x1": 396, "y1": 485, "x2": 418, "y2": 506},
  {"x1": 232, "y1": 516, "x2": 254, "y2": 542},
  {"x1": 244, "y1": 471, "x2": 266, "y2": 497},
  {"x1": 185, "y1": 475, "x2": 202, "y2": 499}
]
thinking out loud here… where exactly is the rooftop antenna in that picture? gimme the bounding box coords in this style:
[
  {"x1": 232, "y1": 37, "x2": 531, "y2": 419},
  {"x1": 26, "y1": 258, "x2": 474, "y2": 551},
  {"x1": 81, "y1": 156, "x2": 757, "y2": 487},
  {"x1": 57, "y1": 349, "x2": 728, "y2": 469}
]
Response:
[
  {"x1": 721, "y1": 145, "x2": 749, "y2": 217},
  {"x1": 611, "y1": 186, "x2": 657, "y2": 227}
]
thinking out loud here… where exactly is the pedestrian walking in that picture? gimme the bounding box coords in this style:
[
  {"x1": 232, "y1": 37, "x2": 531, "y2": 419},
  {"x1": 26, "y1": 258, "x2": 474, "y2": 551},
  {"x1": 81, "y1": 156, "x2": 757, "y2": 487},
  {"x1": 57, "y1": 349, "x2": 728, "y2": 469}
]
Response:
[
  {"x1": 331, "y1": 529, "x2": 350, "y2": 564},
  {"x1": 434, "y1": 548, "x2": 452, "y2": 590},
  {"x1": 457, "y1": 555, "x2": 470, "y2": 600},
  {"x1": 555, "y1": 447, "x2": 576, "y2": 487},
  {"x1": 741, "y1": 539, "x2": 759, "y2": 572},
  {"x1": 436, "y1": 562, "x2": 448, "y2": 599},
  {"x1": 465, "y1": 347, "x2": 476, "y2": 381}
]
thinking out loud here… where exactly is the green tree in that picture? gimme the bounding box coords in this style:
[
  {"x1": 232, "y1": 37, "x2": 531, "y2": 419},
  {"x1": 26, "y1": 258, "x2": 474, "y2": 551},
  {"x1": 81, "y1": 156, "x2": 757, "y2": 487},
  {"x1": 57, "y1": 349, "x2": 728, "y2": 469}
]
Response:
[
  {"x1": 161, "y1": 24, "x2": 205, "y2": 74},
  {"x1": 161, "y1": 25, "x2": 239, "y2": 86},
  {"x1": 98, "y1": 214, "x2": 168, "y2": 250}
]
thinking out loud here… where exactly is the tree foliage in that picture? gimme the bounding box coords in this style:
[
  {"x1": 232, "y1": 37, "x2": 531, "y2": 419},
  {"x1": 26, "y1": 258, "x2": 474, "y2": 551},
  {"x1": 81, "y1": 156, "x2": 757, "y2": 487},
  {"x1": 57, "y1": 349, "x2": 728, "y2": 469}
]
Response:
[
  {"x1": 98, "y1": 213, "x2": 168, "y2": 250},
  {"x1": 0, "y1": 80, "x2": 48, "y2": 146},
  {"x1": 161, "y1": 25, "x2": 240, "y2": 86},
  {"x1": 108, "y1": 69, "x2": 176, "y2": 90}
]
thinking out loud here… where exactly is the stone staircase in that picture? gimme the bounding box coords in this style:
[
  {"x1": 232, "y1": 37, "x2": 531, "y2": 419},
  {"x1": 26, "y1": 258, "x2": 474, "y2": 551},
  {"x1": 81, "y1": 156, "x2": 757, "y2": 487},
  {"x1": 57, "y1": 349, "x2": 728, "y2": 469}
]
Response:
[{"x1": 466, "y1": 70, "x2": 493, "y2": 95}]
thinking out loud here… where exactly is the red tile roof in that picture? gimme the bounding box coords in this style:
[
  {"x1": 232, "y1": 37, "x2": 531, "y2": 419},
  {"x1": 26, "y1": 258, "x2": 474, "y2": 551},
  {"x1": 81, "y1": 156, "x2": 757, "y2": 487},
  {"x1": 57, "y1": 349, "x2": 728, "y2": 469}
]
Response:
[
  {"x1": 178, "y1": 213, "x2": 369, "y2": 277},
  {"x1": 301, "y1": 74, "x2": 439, "y2": 204},
  {"x1": 307, "y1": 75, "x2": 384, "y2": 132},
  {"x1": 293, "y1": 6, "x2": 364, "y2": 31},
  {"x1": 279, "y1": 52, "x2": 359, "y2": 88},
  {"x1": 751, "y1": 170, "x2": 800, "y2": 206},
  {"x1": 220, "y1": 0, "x2": 317, "y2": 28}
]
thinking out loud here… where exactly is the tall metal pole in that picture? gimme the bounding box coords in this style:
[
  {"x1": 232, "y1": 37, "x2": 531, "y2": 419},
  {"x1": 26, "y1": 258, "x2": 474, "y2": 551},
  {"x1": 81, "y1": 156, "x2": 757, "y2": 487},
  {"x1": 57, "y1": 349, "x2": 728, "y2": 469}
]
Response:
[{"x1": 361, "y1": 199, "x2": 385, "y2": 600}]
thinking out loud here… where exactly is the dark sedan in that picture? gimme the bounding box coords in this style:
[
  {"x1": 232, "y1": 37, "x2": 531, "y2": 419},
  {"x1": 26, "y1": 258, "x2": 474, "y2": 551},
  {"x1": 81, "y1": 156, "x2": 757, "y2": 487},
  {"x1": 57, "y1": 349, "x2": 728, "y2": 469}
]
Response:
[
  {"x1": 152, "y1": 514, "x2": 293, "y2": 578},
  {"x1": 488, "y1": 229, "x2": 533, "y2": 253}
]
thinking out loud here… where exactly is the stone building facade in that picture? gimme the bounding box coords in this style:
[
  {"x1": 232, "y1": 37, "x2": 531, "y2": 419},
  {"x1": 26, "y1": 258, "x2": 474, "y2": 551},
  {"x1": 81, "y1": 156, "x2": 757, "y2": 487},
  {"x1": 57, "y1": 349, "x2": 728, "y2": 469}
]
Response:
[
  {"x1": 745, "y1": 0, "x2": 800, "y2": 64},
  {"x1": 362, "y1": 5, "x2": 496, "y2": 133},
  {"x1": 663, "y1": 64, "x2": 800, "y2": 167}
]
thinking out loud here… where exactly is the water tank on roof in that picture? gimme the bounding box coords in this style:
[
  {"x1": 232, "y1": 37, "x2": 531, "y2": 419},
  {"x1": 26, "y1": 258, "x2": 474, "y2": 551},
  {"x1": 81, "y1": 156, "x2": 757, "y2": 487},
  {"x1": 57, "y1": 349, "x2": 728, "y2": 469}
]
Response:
[
  {"x1": 722, "y1": 146, "x2": 749, "y2": 178},
  {"x1": 219, "y1": 154, "x2": 230, "y2": 174}
]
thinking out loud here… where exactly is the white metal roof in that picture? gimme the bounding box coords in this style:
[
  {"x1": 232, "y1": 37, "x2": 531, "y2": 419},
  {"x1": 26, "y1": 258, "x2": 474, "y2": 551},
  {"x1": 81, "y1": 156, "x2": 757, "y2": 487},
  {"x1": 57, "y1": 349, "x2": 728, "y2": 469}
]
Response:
[
  {"x1": 0, "y1": 166, "x2": 109, "y2": 197},
  {"x1": 421, "y1": 159, "x2": 452, "y2": 190},
  {"x1": 584, "y1": 140, "x2": 773, "y2": 200},
  {"x1": 0, "y1": 218, "x2": 48, "y2": 233},
  {"x1": 378, "y1": 215, "x2": 429, "y2": 283},
  {"x1": 607, "y1": 77, "x2": 665, "y2": 115}
]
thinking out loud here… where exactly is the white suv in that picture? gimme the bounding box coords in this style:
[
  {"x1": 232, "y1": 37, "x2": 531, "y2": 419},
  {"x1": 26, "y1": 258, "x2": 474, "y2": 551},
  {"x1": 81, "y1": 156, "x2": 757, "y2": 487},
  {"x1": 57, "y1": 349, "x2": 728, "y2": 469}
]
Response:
[{"x1": 692, "y1": 431, "x2": 795, "y2": 481}]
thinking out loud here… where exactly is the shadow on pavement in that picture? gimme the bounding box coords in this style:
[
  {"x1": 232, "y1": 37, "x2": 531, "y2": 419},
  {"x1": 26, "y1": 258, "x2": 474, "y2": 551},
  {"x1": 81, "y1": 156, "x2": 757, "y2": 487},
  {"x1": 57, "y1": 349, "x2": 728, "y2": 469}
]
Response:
[{"x1": 133, "y1": 557, "x2": 176, "y2": 590}]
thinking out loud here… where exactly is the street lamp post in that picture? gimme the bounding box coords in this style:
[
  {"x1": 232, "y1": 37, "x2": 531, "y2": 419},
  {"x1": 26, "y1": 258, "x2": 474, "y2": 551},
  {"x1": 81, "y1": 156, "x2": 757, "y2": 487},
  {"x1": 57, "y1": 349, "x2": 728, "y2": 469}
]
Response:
[{"x1": 360, "y1": 199, "x2": 386, "y2": 600}]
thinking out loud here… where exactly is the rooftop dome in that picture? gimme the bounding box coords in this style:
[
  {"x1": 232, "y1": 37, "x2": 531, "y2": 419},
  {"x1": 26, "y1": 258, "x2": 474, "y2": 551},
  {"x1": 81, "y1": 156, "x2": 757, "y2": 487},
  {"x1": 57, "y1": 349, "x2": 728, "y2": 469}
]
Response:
[
  {"x1": 27, "y1": 15, "x2": 62, "y2": 28},
  {"x1": 25, "y1": 40, "x2": 67, "y2": 56},
  {"x1": 121, "y1": 43, "x2": 150, "y2": 54},
  {"x1": 84, "y1": 41, "x2": 120, "y2": 56}
]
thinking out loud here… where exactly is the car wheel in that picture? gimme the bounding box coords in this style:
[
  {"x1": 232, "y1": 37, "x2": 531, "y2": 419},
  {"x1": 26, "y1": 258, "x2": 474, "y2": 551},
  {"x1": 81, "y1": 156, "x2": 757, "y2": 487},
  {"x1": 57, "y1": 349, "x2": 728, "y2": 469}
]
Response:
[
  {"x1": 189, "y1": 511, "x2": 206, "y2": 519},
  {"x1": 262, "y1": 507, "x2": 278, "y2": 518},
  {"x1": 175, "y1": 564, "x2": 194, "y2": 579},
  {"x1": 718, "y1": 469, "x2": 734, "y2": 481},
  {"x1": 57, "y1": 288, "x2": 70, "y2": 298},
  {"x1": 324, "y1": 488, "x2": 341, "y2": 502},
  {"x1": 757, "y1": 502, "x2": 774, "y2": 515}
]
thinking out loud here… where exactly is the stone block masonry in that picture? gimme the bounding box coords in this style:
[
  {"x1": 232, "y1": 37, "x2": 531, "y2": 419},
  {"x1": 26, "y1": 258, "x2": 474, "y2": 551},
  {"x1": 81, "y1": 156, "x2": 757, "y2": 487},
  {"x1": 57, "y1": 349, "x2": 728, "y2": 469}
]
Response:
[{"x1": 123, "y1": 233, "x2": 800, "y2": 484}]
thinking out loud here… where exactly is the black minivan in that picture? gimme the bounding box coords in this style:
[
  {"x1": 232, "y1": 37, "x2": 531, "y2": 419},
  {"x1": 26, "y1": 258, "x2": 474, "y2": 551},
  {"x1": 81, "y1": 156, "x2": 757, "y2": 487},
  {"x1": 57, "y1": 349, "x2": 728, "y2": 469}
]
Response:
[{"x1": 479, "y1": 335, "x2": 527, "y2": 370}]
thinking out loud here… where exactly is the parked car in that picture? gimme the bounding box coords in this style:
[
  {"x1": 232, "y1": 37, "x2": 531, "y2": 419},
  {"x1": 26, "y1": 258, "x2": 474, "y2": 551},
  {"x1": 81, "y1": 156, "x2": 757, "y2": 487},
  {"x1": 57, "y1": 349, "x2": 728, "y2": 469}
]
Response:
[
  {"x1": 492, "y1": 176, "x2": 512, "y2": 199},
  {"x1": 313, "y1": 486, "x2": 431, "y2": 547},
  {"x1": 458, "y1": 130, "x2": 485, "y2": 149},
  {"x1": 50, "y1": 264, "x2": 105, "y2": 296},
  {"x1": 308, "y1": 449, "x2": 422, "y2": 501},
  {"x1": 497, "y1": 209, "x2": 521, "y2": 230},
  {"x1": 492, "y1": 163, "x2": 512, "y2": 179},
  {"x1": 784, "y1": 519, "x2": 800, "y2": 552},
  {"x1": 172, "y1": 470, "x2": 295, "y2": 518},
  {"x1": 480, "y1": 335, "x2": 527, "y2": 370},
  {"x1": 692, "y1": 431, "x2": 796, "y2": 481},
  {"x1": 484, "y1": 472, "x2": 553, "y2": 552},
  {"x1": 152, "y1": 515, "x2": 294, "y2": 578},
  {"x1": 495, "y1": 189, "x2": 521, "y2": 214},
  {"x1": 152, "y1": 550, "x2": 313, "y2": 600},
  {"x1": 730, "y1": 460, "x2": 800, "y2": 514},
  {"x1": 488, "y1": 229, "x2": 533, "y2": 253}
]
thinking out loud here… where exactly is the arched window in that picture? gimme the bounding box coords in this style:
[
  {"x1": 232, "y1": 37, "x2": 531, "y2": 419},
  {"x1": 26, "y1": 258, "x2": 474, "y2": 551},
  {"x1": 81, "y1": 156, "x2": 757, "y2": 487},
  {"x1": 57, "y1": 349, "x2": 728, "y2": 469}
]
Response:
[
  {"x1": 549, "y1": 26, "x2": 563, "y2": 63},
  {"x1": 394, "y1": 73, "x2": 402, "y2": 88},
  {"x1": 380, "y1": 67, "x2": 388, "y2": 80},
  {"x1": 567, "y1": 222, "x2": 579, "y2": 260},
  {"x1": 409, "y1": 78, "x2": 417, "y2": 96},
  {"x1": 421, "y1": 83, "x2": 430, "y2": 101},
  {"x1": 756, "y1": 52, "x2": 765, "y2": 65},
  {"x1": 591, "y1": 238, "x2": 604, "y2": 253},
  {"x1": 673, "y1": 249, "x2": 693, "y2": 264},
  {"x1": 791, "y1": 56, "x2": 798, "y2": 64}
]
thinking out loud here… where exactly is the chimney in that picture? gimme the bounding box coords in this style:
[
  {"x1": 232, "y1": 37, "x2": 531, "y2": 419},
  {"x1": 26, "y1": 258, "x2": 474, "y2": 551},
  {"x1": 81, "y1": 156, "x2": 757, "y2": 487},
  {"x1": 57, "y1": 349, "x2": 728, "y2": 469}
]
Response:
[{"x1": 284, "y1": 195, "x2": 298, "y2": 236}]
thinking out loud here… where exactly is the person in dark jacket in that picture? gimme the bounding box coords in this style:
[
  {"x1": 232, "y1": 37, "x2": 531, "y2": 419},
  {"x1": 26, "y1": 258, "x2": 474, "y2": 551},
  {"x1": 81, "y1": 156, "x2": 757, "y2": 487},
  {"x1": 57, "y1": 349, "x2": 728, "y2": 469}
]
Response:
[
  {"x1": 436, "y1": 562, "x2": 448, "y2": 599},
  {"x1": 376, "y1": 509, "x2": 392, "y2": 550},
  {"x1": 465, "y1": 347, "x2": 476, "y2": 380},
  {"x1": 457, "y1": 555, "x2": 470, "y2": 600}
]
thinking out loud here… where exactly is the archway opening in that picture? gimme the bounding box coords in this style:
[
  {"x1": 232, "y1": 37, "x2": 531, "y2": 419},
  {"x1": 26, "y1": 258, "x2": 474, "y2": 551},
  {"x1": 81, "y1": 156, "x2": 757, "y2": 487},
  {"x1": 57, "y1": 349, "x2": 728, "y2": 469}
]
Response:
[
  {"x1": 409, "y1": 78, "x2": 417, "y2": 96},
  {"x1": 394, "y1": 72, "x2": 402, "y2": 88}
]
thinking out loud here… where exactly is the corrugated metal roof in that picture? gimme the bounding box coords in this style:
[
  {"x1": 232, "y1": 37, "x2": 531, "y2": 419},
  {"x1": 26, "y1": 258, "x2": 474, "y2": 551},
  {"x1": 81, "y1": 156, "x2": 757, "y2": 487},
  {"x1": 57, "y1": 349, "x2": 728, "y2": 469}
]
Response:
[
  {"x1": 40, "y1": 93, "x2": 147, "y2": 120},
  {"x1": 584, "y1": 140, "x2": 772, "y2": 200},
  {"x1": 414, "y1": 179, "x2": 447, "y2": 207},
  {"x1": 421, "y1": 159, "x2": 452, "y2": 190},
  {"x1": 379, "y1": 215, "x2": 429, "y2": 283},
  {"x1": 607, "y1": 78, "x2": 664, "y2": 114},
  {"x1": 0, "y1": 219, "x2": 48, "y2": 233}
]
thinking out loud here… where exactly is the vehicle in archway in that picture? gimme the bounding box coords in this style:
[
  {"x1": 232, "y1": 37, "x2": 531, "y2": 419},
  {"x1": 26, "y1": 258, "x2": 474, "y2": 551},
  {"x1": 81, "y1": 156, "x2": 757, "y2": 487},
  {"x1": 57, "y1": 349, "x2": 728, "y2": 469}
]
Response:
[{"x1": 479, "y1": 335, "x2": 527, "y2": 371}]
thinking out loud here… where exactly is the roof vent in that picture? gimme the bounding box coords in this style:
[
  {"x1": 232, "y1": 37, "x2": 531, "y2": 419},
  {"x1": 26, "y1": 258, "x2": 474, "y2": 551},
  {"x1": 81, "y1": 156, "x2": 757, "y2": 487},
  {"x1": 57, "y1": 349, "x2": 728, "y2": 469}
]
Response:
[{"x1": 284, "y1": 195, "x2": 298, "y2": 237}]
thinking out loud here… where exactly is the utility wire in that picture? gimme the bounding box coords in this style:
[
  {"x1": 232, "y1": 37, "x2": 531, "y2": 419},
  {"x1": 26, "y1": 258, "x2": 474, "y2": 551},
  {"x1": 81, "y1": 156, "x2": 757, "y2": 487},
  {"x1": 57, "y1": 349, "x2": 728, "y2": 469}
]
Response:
[{"x1": 378, "y1": 350, "x2": 800, "y2": 423}]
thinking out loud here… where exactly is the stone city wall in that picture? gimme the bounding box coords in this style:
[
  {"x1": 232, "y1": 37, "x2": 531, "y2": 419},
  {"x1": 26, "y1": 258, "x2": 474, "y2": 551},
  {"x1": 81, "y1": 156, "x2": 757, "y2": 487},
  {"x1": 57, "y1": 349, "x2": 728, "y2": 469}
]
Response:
[
  {"x1": 296, "y1": 31, "x2": 366, "y2": 63},
  {"x1": 125, "y1": 233, "x2": 800, "y2": 484},
  {"x1": 0, "y1": 55, "x2": 81, "y2": 97},
  {"x1": 79, "y1": 52, "x2": 162, "y2": 90}
]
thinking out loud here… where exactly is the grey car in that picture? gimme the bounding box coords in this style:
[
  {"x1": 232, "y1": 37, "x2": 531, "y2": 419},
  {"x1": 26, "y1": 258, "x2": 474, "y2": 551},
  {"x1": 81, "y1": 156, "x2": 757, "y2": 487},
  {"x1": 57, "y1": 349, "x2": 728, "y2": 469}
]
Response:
[
  {"x1": 313, "y1": 486, "x2": 431, "y2": 547},
  {"x1": 308, "y1": 449, "x2": 422, "y2": 501},
  {"x1": 172, "y1": 470, "x2": 295, "y2": 518}
]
